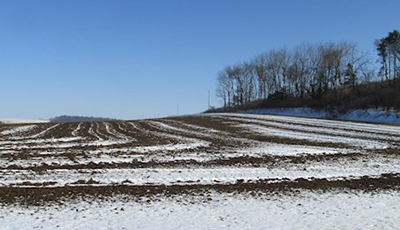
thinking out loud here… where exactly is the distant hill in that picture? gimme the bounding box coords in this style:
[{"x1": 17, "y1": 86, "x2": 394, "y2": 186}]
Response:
[{"x1": 50, "y1": 115, "x2": 116, "y2": 123}]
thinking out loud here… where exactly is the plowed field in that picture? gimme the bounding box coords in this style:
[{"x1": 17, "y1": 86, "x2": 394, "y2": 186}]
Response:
[{"x1": 1, "y1": 113, "x2": 399, "y2": 205}]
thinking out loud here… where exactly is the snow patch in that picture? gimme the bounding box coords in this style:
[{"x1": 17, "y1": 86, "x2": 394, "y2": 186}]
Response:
[
  {"x1": 1, "y1": 191, "x2": 400, "y2": 230},
  {"x1": 0, "y1": 125, "x2": 36, "y2": 135},
  {"x1": 0, "y1": 119, "x2": 49, "y2": 124},
  {"x1": 239, "y1": 107, "x2": 400, "y2": 124}
]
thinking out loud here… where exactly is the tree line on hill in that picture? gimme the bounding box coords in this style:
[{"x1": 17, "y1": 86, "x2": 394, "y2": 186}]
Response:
[
  {"x1": 50, "y1": 115, "x2": 116, "y2": 123},
  {"x1": 216, "y1": 30, "x2": 400, "y2": 108}
]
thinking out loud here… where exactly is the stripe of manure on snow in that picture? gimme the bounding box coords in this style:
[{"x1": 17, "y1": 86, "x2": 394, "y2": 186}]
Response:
[
  {"x1": 1, "y1": 151, "x2": 364, "y2": 170},
  {"x1": 0, "y1": 173, "x2": 399, "y2": 206},
  {"x1": 224, "y1": 115, "x2": 400, "y2": 144},
  {"x1": 171, "y1": 115, "x2": 356, "y2": 149}
]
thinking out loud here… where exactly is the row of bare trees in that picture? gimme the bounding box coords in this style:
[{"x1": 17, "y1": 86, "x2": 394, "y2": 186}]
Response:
[{"x1": 216, "y1": 42, "x2": 371, "y2": 107}]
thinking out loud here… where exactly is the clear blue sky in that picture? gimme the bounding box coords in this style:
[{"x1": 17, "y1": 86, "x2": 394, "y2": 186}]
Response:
[{"x1": 1, "y1": 0, "x2": 399, "y2": 120}]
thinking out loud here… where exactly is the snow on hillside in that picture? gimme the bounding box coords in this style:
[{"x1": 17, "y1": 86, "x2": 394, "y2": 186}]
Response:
[
  {"x1": 0, "y1": 125, "x2": 36, "y2": 135},
  {"x1": 238, "y1": 107, "x2": 400, "y2": 124},
  {"x1": 0, "y1": 118, "x2": 50, "y2": 124}
]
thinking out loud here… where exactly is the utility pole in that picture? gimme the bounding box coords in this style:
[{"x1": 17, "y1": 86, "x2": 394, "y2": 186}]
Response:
[{"x1": 208, "y1": 90, "x2": 210, "y2": 109}]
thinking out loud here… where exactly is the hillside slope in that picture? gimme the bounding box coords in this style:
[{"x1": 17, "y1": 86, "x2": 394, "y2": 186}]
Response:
[
  {"x1": 209, "y1": 79, "x2": 400, "y2": 124},
  {"x1": 1, "y1": 114, "x2": 400, "y2": 228}
]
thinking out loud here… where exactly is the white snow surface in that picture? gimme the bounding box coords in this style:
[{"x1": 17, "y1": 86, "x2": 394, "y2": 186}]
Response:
[
  {"x1": 239, "y1": 107, "x2": 400, "y2": 124},
  {"x1": 1, "y1": 152, "x2": 398, "y2": 187},
  {"x1": 0, "y1": 125, "x2": 36, "y2": 135},
  {"x1": 1, "y1": 191, "x2": 399, "y2": 230},
  {"x1": 238, "y1": 123, "x2": 388, "y2": 149},
  {"x1": 224, "y1": 114, "x2": 400, "y2": 141},
  {"x1": 0, "y1": 143, "x2": 347, "y2": 169},
  {"x1": 0, "y1": 118, "x2": 49, "y2": 124},
  {"x1": 1, "y1": 115, "x2": 400, "y2": 229}
]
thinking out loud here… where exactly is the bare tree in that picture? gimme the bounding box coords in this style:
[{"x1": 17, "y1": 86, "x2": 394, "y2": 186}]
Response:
[
  {"x1": 376, "y1": 30, "x2": 400, "y2": 81},
  {"x1": 216, "y1": 41, "x2": 372, "y2": 107},
  {"x1": 252, "y1": 54, "x2": 268, "y2": 99}
]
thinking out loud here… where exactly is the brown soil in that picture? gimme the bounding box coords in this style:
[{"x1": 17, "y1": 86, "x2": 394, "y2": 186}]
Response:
[
  {"x1": 1, "y1": 114, "x2": 400, "y2": 206},
  {"x1": 0, "y1": 173, "x2": 399, "y2": 206}
]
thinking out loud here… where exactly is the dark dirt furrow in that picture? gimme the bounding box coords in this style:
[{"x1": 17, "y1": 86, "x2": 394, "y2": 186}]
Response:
[
  {"x1": 147, "y1": 120, "x2": 246, "y2": 150},
  {"x1": 92, "y1": 122, "x2": 111, "y2": 140},
  {"x1": 221, "y1": 114, "x2": 400, "y2": 138},
  {"x1": 76, "y1": 123, "x2": 96, "y2": 140},
  {"x1": 118, "y1": 121, "x2": 167, "y2": 145},
  {"x1": 1, "y1": 152, "x2": 364, "y2": 170},
  {"x1": 1, "y1": 173, "x2": 399, "y2": 206},
  {"x1": 221, "y1": 115, "x2": 400, "y2": 144},
  {"x1": 171, "y1": 116, "x2": 353, "y2": 149},
  {"x1": 41, "y1": 123, "x2": 74, "y2": 139},
  {"x1": 11, "y1": 123, "x2": 54, "y2": 139},
  {"x1": 108, "y1": 122, "x2": 136, "y2": 140},
  {"x1": 1, "y1": 114, "x2": 400, "y2": 207}
]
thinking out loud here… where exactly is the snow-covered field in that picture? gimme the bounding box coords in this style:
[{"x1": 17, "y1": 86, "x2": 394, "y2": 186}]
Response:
[
  {"x1": 1, "y1": 190, "x2": 399, "y2": 230},
  {"x1": 239, "y1": 107, "x2": 400, "y2": 124},
  {"x1": 1, "y1": 113, "x2": 400, "y2": 229}
]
